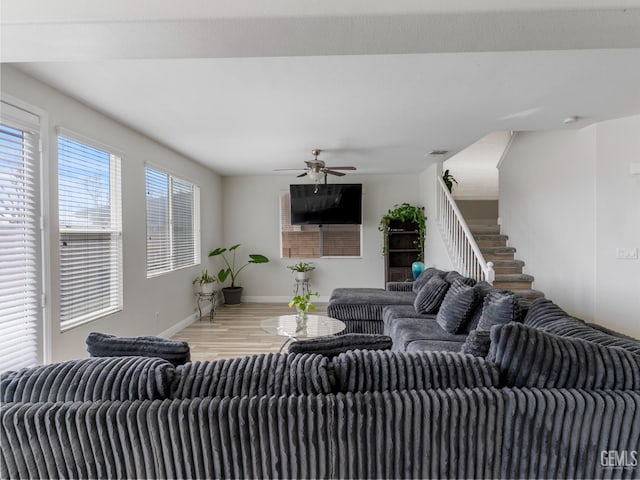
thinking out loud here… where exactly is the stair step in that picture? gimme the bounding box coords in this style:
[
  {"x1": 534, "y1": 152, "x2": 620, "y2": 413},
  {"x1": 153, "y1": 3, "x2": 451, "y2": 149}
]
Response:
[
  {"x1": 481, "y1": 246, "x2": 516, "y2": 261},
  {"x1": 475, "y1": 234, "x2": 509, "y2": 248},
  {"x1": 469, "y1": 224, "x2": 500, "y2": 235},
  {"x1": 489, "y1": 259, "x2": 525, "y2": 274},
  {"x1": 493, "y1": 273, "x2": 534, "y2": 290}
]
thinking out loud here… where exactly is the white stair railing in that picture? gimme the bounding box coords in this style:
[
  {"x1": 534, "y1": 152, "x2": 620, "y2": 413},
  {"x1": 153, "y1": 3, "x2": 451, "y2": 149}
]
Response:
[{"x1": 436, "y1": 176, "x2": 495, "y2": 284}]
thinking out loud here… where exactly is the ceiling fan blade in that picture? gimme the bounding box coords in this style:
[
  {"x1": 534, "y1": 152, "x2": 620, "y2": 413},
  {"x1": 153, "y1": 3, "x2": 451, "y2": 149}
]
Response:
[
  {"x1": 297, "y1": 172, "x2": 308, "y2": 178},
  {"x1": 325, "y1": 170, "x2": 346, "y2": 176},
  {"x1": 325, "y1": 166, "x2": 356, "y2": 170}
]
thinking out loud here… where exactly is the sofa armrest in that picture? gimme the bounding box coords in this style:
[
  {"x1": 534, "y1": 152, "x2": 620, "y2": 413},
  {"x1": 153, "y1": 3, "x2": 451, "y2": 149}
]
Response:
[{"x1": 386, "y1": 281, "x2": 414, "y2": 292}]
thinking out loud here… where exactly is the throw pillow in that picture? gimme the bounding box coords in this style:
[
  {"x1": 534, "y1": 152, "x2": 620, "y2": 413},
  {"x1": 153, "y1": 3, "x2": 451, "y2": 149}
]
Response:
[
  {"x1": 287, "y1": 333, "x2": 392, "y2": 357},
  {"x1": 460, "y1": 329, "x2": 492, "y2": 357},
  {"x1": 464, "y1": 281, "x2": 497, "y2": 333},
  {"x1": 436, "y1": 279, "x2": 481, "y2": 333},
  {"x1": 414, "y1": 275, "x2": 450, "y2": 314},
  {"x1": 444, "y1": 270, "x2": 477, "y2": 287},
  {"x1": 86, "y1": 332, "x2": 191, "y2": 366},
  {"x1": 488, "y1": 322, "x2": 640, "y2": 389},
  {"x1": 476, "y1": 291, "x2": 521, "y2": 331},
  {"x1": 412, "y1": 267, "x2": 445, "y2": 294}
]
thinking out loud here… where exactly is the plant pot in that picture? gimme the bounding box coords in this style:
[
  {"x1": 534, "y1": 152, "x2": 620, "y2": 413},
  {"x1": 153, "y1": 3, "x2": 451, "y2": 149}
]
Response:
[
  {"x1": 221, "y1": 286, "x2": 243, "y2": 305},
  {"x1": 200, "y1": 282, "x2": 215, "y2": 295},
  {"x1": 295, "y1": 271, "x2": 310, "y2": 282}
]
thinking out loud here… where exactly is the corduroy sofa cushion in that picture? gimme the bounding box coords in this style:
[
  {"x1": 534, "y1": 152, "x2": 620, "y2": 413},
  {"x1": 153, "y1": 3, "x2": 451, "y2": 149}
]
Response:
[
  {"x1": 464, "y1": 281, "x2": 497, "y2": 333},
  {"x1": 524, "y1": 298, "x2": 640, "y2": 355},
  {"x1": 436, "y1": 279, "x2": 481, "y2": 334},
  {"x1": 171, "y1": 353, "x2": 333, "y2": 398},
  {"x1": 86, "y1": 332, "x2": 191, "y2": 366},
  {"x1": 488, "y1": 322, "x2": 640, "y2": 389},
  {"x1": 461, "y1": 329, "x2": 492, "y2": 357},
  {"x1": 0, "y1": 356, "x2": 175, "y2": 402},
  {"x1": 332, "y1": 349, "x2": 499, "y2": 392},
  {"x1": 414, "y1": 276, "x2": 450, "y2": 314},
  {"x1": 288, "y1": 334, "x2": 392, "y2": 358}
]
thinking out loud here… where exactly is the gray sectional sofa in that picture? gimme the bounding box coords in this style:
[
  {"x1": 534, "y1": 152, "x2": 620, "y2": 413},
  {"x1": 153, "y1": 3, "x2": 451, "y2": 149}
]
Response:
[
  {"x1": 328, "y1": 268, "x2": 527, "y2": 353},
  {"x1": 2, "y1": 307, "x2": 640, "y2": 479}
]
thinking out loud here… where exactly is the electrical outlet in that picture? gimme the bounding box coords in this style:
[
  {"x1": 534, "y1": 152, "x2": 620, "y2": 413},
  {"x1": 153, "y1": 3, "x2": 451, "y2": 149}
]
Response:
[{"x1": 616, "y1": 248, "x2": 638, "y2": 260}]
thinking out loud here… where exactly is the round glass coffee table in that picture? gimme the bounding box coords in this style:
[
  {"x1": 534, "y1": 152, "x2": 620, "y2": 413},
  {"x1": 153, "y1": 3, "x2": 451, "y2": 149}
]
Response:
[{"x1": 260, "y1": 314, "x2": 346, "y2": 352}]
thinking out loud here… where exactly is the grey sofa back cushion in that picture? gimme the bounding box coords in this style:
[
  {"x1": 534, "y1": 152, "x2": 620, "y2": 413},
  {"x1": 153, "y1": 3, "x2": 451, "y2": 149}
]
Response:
[
  {"x1": 488, "y1": 322, "x2": 640, "y2": 389},
  {"x1": 171, "y1": 353, "x2": 333, "y2": 398},
  {"x1": 288, "y1": 334, "x2": 392, "y2": 358},
  {"x1": 524, "y1": 298, "x2": 640, "y2": 355},
  {"x1": 412, "y1": 267, "x2": 445, "y2": 294},
  {"x1": 414, "y1": 275, "x2": 450, "y2": 314},
  {"x1": 332, "y1": 349, "x2": 499, "y2": 392},
  {"x1": 436, "y1": 279, "x2": 481, "y2": 334},
  {"x1": 86, "y1": 332, "x2": 190, "y2": 366},
  {"x1": 477, "y1": 291, "x2": 521, "y2": 331},
  {"x1": 0, "y1": 356, "x2": 175, "y2": 403}
]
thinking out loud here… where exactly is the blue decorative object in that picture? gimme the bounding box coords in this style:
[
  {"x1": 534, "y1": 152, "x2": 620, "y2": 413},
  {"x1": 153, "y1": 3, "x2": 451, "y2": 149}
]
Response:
[{"x1": 412, "y1": 261, "x2": 425, "y2": 280}]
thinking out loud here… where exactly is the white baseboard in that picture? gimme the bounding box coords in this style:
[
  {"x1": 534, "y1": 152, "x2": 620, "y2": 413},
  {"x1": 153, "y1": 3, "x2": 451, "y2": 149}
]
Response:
[{"x1": 157, "y1": 311, "x2": 200, "y2": 338}]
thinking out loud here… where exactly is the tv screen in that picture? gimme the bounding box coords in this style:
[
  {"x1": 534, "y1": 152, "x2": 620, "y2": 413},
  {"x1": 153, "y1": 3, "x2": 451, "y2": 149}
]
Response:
[{"x1": 290, "y1": 183, "x2": 362, "y2": 225}]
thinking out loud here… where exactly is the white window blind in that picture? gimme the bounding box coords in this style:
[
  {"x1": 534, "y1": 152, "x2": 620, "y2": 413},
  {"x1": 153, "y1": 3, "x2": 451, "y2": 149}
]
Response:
[
  {"x1": 0, "y1": 102, "x2": 41, "y2": 372},
  {"x1": 145, "y1": 166, "x2": 200, "y2": 277},
  {"x1": 58, "y1": 134, "x2": 122, "y2": 328}
]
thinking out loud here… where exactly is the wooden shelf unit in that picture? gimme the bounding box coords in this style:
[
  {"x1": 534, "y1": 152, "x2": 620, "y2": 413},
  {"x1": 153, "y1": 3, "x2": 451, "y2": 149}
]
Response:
[{"x1": 384, "y1": 220, "x2": 424, "y2": 283}]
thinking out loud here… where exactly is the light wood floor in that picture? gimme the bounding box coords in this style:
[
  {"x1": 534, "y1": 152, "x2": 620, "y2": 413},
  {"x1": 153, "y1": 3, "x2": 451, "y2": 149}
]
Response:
[{"x1": 171, "y1": 302, "x2": 328, "y2": 361}]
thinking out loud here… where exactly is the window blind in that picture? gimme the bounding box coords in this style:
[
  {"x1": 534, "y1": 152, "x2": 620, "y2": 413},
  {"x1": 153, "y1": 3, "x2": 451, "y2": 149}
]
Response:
[
  {"x1": 58, "y1": 135, "x2": 122, "y2": 328},
  {"x1": 0, "y1": 102, "x2": 41, "y2": 372},
  {"x1": 145, "y1": 166, "x2": 199, "y2": 277}
]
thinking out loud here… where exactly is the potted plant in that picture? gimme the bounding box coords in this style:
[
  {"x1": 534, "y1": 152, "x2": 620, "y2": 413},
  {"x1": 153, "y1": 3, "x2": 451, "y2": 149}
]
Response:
[
  {"x1": 378, "y1": 203, "x2": 427, "y2": 257},
  {"x1": 286, "y1": 261, "x2": 315, "y2": 281},
  {"x1": 192, "y1": 269, "x2": 216, "y2": 294},
  {"x1": 208, "y1": 244, "x2": 269, "y2": 305},
  {"x1": 288, "y1": 291, "x2": 319, "y2": 330},
  {"x1": 442, "y1": 169, "x2": 458, "y2": 193}
]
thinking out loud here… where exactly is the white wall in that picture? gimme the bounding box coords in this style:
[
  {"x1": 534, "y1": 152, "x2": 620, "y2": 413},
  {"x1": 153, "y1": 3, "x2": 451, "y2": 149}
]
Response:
[
  {"x1": 219, "y1": 174, "x2": 422, "y2": 300},
  {"x1": 499, "y1": 116, "x2": 640, "y2": 338},
  {"x1": 419, "y1": 162, "x2": 454, "y2": 271},
  {"x1": 1, "y1": 65, "x2": 223, "y2": 362},
  {"x1": 594, "y1": 115, "x2": 640, "y2": 336}
]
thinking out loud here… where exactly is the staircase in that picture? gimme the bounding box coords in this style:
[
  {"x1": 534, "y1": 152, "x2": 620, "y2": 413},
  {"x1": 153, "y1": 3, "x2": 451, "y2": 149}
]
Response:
[{"x1": 468, "y1": 220, "x2": 544, "y2": 300}]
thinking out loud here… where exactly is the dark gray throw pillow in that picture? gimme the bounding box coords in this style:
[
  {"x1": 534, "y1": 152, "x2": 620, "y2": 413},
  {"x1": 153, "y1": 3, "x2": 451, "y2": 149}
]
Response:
[
  {"x1": 412, "y1": 267, "x2": 445, "y2": 294},
  {"x1": 288, "y1": 334, "x2": 392, "y2": 358},
  {"x1": 465, "y1": 281, "x2": 497, "y2": 333},
  {"x1": 414, "y1": 275, "x2": 450, "y2": 314},
  {"x1": 461, "y1": 329, "x2": 492, "y2": 357},
  {"x1": 436, "y1": 279, "x2": 481, "y2": 333},
  {"x1": 86, "y1": 332, "x2": 191, "y2": 366},
  {"x1": 476, "y1": 291, "x2": 521, "y2": 331},
  {"x1": 444, "y1": 271, "x2": 476, "y2": 287}
]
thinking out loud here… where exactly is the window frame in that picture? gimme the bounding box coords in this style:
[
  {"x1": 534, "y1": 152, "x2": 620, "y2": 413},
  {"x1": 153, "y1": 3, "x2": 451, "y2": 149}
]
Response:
[
  {"x1": 145, "y1": 164, "x2": 201, "y2": 278},
  {"x1": 57, "y1": 129, "x2": 123, "y2": 331}
]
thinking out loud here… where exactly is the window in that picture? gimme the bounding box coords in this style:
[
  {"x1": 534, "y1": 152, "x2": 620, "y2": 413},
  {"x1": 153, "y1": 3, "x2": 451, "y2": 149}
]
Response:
[
  {"x1": 0, "y1": 101, "x2": 42, "y2": 371},
  {"x1": 145, "y1": 166, "x2": 200, "y2": 277},
  {"x1": 58, "y1": 133, "x2": 122, "y2": 329},
  {"x1": 280, "y1": 192, "x2": 361, "y2": 258}
]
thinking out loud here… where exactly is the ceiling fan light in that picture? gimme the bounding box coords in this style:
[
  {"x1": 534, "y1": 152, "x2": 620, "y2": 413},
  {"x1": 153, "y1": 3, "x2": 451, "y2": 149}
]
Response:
[{"x1": 307, "y1": 170, "x2": 323, "y2": 182}]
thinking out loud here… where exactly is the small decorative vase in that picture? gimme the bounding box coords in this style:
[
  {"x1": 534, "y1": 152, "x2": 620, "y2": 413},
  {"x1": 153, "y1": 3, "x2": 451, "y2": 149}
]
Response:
[
  {"x1": 296, "y1": 308, "x2": 308, "y2": 332},
  {"x1": 412, "y1": 261, "x2": 425, "y2": 280}
]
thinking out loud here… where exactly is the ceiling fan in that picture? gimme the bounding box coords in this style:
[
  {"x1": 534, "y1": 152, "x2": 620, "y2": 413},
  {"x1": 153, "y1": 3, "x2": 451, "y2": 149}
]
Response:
[{"x1": 275, "y1": 149, "x2": 356, "y2": 183}]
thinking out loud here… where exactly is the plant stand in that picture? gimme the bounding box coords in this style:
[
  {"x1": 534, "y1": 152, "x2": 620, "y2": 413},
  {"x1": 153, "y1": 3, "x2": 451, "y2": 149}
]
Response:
[
  {"x1": 293, "y1": 278, "x2": 311, "y2": 297},
  {"x1": 196, "y1": 292, "x2": 216, "y2": 322}
]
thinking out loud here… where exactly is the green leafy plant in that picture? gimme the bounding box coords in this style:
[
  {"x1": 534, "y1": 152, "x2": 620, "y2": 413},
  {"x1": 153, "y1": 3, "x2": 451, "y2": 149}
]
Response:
[
  {"x1": 288, "y1": 291, "x2": 319, "y2": 314},
  {"x1": 286, "y1": 261, "x2": 315, "y2": 273},
  {"x1": 442, "y1": 169, "x2": 458, "y2": 193},
  {"x1": 192, "y1": 269, "x2": 216, "y2": 285},
  {"x1": 378, "y1": 203, "x2": 427, "y2": 257},
  {"x1": 208, "y1": 244, "x2": 269, "y2": 287}
]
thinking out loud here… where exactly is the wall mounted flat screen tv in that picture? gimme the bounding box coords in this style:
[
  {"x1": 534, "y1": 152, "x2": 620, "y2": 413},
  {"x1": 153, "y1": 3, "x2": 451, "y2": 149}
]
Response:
[{"x1": 290, "y1": 183, "x2": 362, "y2": 225}]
